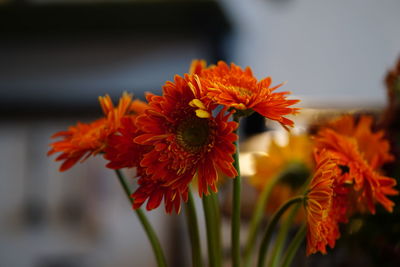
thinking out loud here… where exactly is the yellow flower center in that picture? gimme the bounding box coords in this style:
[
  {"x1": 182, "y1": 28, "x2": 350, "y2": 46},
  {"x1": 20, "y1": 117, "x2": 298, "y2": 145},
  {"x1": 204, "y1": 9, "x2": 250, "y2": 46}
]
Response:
[
  {"x1": 233, "y1": 86, "x2": 253, "y2": 96},
  {"x1": 176, "y1": 117, "x2": 210, "y2": 152}
]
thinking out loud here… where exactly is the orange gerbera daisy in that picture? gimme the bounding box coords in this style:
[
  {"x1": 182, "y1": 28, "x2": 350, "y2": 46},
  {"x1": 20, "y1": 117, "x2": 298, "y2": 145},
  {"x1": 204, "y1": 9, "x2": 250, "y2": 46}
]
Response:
[
  {"x1": 189, "y1": 59, "x2": 207, "y2": 75},
  {"x1": 132, "y1": 74, "x2": 238, "y2": 213},
  {"x1": 315, "y1": 115, "x2": 398, "y2": 214},
  {"x1": 104, "y1": 98, "x2": 150, "y2": 170},
  {"x1": 133, "y1": 172, "x2": 187, "y2": 213},
  {"x1": 48, "y1": 93, "x2": 135, "y2": 171},
  {"x1": 304, "y1": 152, "x2": 337, "y2": 255},
  {"x1": 197, "y1": 61, "x2": 300, "y2": 127},
  {"x1": 104, "y1": 116, "x2": 150, "y2": 170}
]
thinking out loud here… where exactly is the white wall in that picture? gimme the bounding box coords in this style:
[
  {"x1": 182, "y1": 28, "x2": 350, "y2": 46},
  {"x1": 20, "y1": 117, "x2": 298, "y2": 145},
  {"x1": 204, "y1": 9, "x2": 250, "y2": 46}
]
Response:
[{"x1": 219, "y1": 0, "x2": 400, "y2": 108}]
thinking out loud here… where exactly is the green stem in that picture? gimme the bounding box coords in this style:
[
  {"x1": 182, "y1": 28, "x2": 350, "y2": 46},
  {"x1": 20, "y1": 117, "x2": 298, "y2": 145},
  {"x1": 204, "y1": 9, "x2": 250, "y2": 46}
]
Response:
[
  {"x1": 242, "y1": 174, "x2": 281, "y2": 267},
  {"x1": 268, "y1": 203, "x2": 301, "y2": 267},
  {"x1": 270, "y1": 172, "x2": 312, "y2": 267},
  {"x1": 232, "y1": 115, "x2": 241, "y2": 267},
  {"x1": 280, "y1": 224, "x2": 306, "y2": 267},
  {"x1": 114, "y1": 170, "x2": 167, "y2": 267},
  {"x1": 210, "y1": 191, "x2": 222, "y2": 261},
  {"x1": 185, "y1": 190, "x2": 204, "y2": 267},
  {"x1": 257, "y1": 196, "x2": 304, "y2": 267},
  {"x1": 243, "y1": 162, "x2": 309, "y2": 267},
  {"x1": 202, "y1": 192, "x2": 221, "y2": 267}
]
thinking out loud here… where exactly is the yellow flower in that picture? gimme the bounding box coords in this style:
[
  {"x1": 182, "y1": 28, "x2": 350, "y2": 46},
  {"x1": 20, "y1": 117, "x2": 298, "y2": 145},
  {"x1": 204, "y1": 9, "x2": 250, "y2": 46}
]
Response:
[
  {"x1": 250, "y1": 134, "x2": 313, "y2": 219},
  {"x1": 250, "y1": 134, "x2": 313, "y2": 190}
]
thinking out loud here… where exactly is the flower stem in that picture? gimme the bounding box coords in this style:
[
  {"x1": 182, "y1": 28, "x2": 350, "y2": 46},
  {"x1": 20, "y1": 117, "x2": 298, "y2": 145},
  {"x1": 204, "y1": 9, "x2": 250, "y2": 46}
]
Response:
[
  {"x1": 257, "y1": 196, "x2": 304, "y2": 267},
  {"x1": 243, "y1": 162, "x2": 308, "y2": 267},
  {"x1": 210, "y1": 191, "x2": 222, "y2": 261},
  {"x1": 242, "y1": 173, "x2": 281, "y2": 267},
  {"x1": 270, "y1": 172, "x2": 312, "y2": 267},
  {"x1": 185, "y1": 190, "x2": 204, "y2": 267},
  {"x1": 268, "y1": 202, "x2": 301, "y2": 267},
  {"x1": 232, "y1": 115, "x2": 241, "y2": 267},
  {"x1": 114, "y1": 169, "x2": 167, "y2": 267},
  {"x1": 202, "y1": 192, "x2": 221, "y2": 267},
  {"x1": 280, "y1": 224, "x2": 306, "y2": 267}
]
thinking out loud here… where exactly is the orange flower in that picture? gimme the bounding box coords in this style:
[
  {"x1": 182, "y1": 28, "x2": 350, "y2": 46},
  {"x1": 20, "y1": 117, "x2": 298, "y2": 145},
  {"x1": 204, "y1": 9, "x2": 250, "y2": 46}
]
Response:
[
  {"x1": 189, "y1": 59, "x2": 207, "y2": 75},
  {"x1": 315, "y1": 115, "x2": 397, "y2": 214},
  {"x1": 198, "y1": 61, "x2": 300, "y2": 127},
  {"x1": 326, "y1": 115, "x2": 393, "y2": 169},
  {"x1": 104, "y1": 98, "x2": 150, "y2": 170},
  {"x1": 305, "y1": 153, "x2": 337, "y2": 255},
  {"x1": 104, "y1": 100, "x2": 186, "y2": 212},
  {"x1": 104, "y1": 117, "x2": 149, "y2": 170},
  {"x1": 133, "y1": 173, "x2": 187, "y2": 213},
  {"x1": 132, "y1": 74, "x2": 238, "y2": 213},
  {"x1": 306, "y1": 115, "x2": 398, "y2": 256},
  {"x1": 48, "y1": 93, "x2": 135, "y2": 171}
]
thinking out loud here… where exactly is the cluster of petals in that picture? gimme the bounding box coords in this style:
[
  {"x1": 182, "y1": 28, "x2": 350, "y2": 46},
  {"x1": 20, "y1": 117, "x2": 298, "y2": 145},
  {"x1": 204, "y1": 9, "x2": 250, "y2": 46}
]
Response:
[
  {"x1": 48, "y1": 93, "x2": 136, "y2": 171},
  {"x1": 49, "y1": 60, "x2": 300, "y2": 213},
  {"x1": 104, "y1": 61, "x2": 299, "y2": 213},
  {"x1": 305, "y1": 115, "x2": 398, "y2": 255},
  {"x1": 194, "y1": 61, "x2": 300, "y2": 128},
  {"x1": 130, "y1": 74, "x2": 238, "y2": 213},
  {"x1": 315, "y1": 115, "x2": 397, "y2": 213},
  {"x1": 305, "y1": 152, "x2": 337, "y2": 255}
]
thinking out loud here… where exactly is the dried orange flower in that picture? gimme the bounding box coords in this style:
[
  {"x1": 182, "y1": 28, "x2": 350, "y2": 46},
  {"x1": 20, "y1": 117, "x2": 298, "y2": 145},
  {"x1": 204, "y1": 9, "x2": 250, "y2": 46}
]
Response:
[
  {"x1": 197, "y1": 61, "x2": 300, "y2": 127},
  {"x1": 132, "y1": 74, "x2": 238, "y2": 213},
  {"x1": 48, "y1": 93, "x2": 135, "y2": 171}
]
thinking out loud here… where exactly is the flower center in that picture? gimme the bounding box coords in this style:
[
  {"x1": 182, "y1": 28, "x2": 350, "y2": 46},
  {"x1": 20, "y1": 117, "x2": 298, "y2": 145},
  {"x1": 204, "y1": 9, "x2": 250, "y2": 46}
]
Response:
[
  {"x1": 233, "y1": 86, "x2": 253, "y2": 96},
  {"x1": 176, "y1": 117, "x2": 210, "y2": 152}
]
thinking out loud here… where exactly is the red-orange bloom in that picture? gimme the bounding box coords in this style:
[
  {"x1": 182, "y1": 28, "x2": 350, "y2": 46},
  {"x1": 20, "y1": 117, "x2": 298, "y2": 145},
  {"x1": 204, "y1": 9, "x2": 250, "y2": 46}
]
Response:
[
  {"x1": 104, "y1": 117, "x2": 149, "y2": 170},
  {"x1": 133, "y1": 74, "x2": 238, "y2": 213},
  {"x1": 315, "y1": 115, "x2": 397, "y2": 214},
  {"x1": 104, "y1": 98, "x2": 150, "y2": 170},
  {"x1": 189, "y1": 59, "x2": 207, "y2": 75},
  {"x1": 48, "y1": 93, "x2": 135, "y2": 171},
  {"x1": 305, "y1": 153, "x2": 337, "y2": 255},
  {"x1": 198, "y1": 61, "x2": 300, "y2": 127}
]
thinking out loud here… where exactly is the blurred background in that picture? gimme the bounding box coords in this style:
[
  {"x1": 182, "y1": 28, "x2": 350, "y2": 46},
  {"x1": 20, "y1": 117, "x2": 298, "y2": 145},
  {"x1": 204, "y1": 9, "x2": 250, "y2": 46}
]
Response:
[{"x1": 1, "y1": 0, "x2": 400, "y2": 266}]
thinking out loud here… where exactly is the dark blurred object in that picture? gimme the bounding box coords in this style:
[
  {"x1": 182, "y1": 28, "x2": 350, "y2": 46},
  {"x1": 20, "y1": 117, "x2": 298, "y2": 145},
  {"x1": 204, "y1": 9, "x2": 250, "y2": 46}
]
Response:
[
  {"x1": 380, "y1": 57, "x2": 400, "y2": 188},
  {"x1": 242, "y1": 112, "x2": 267, "y2": 138},
  {"x1": 0, "y1": 1, "x2": 230, "y2": 37},
  {"x1": 380, "y1": 57, "x2": 400, "y2": 132},
  {"x1": 0, "y1": 1, "x2": 231, "y2": 119},
  {"x1": 23, "y1": 200, "x2": 46, "y2": 227}
]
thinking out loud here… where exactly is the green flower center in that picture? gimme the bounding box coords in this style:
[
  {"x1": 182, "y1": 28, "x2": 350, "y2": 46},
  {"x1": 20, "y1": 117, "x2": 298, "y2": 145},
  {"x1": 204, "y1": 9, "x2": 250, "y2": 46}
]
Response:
[{"x1": 176, "y1": 117, "x2": 210, "y2": 152}]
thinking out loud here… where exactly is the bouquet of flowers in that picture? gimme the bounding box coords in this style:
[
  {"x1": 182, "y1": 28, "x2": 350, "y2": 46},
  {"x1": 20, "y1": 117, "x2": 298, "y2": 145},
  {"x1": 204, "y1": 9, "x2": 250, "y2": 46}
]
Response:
[{"x1": 48, "y1": 59, "x2": 399, "y2": 267}]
